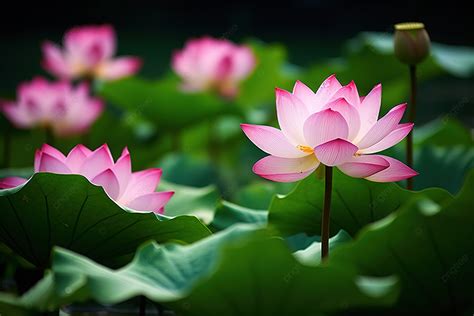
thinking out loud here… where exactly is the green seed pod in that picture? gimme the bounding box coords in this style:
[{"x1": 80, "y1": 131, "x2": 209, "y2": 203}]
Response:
[{"x1": 394, "y1": 22, "x2": 431, "y2": 65}]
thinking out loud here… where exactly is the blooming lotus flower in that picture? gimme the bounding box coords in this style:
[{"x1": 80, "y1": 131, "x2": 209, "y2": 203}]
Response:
[
  {"x1": 1, "y1": 77, "x2": 103, "y2": 136},
  {"x1": 241, "y1": 75, "x2": 418, "y2": 182},
  {"x1": 0, "y1": 144, "x2": 173, "y2": 214},
  {"x1": 42, "y1": 25, "x2": 142, "y2": 80},
  {"x1": 172, "y1": 37, "x2": 256, "y2": 97}
]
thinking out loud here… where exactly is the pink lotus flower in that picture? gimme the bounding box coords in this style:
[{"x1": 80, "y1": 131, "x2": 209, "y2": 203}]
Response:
[
  {"x1": 172, "y1": 37, "x2": 256, "y2": 97},
  {"x1": 42, "y1": 25, "x2": 142, "y2": 80},
  {"x1": 0, "y1": 144, "x2": 173, "y2": 214},
  {"x1": 1, "y1": 77, "x2": 103, "y2": 137},
  {"x1": 241, "y1": 75, "x2": 418, "y2": 183}
]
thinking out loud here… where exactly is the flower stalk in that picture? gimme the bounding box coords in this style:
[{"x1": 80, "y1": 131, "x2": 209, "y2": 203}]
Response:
[
  {"x1": 406, "y1": 65, "x2": 417, "y2": 190},
  {"x1": 321, "y1": 166, "x2": 333, "y2": 259},
  {"x1": 393, "y1": 22, "x2": 430, "y2": 190},
  {"x1": 45, "y1": 127, "x2": 55, "y2": 146}
]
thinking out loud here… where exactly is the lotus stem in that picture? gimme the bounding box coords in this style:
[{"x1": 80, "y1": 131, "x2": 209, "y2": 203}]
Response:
[
  {"x1": 81, "y1": 133, "x2": 90, "y2": 147},
  {"x1": 406, "y1": 65, "x2": 417, "y2": 190},
  {"x1": 321, "y1": 166, "x2": 333, "y2": 259},
  {"x1": 45, "y1": 128, "x2": 55, "y2": 146}
]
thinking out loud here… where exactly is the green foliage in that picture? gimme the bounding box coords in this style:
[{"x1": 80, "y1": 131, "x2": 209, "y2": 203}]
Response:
[
  {"x1": 329, "y1": 171, "x2": 474, "y2": 314},
  {"x1": 210, "y1": 200, "x2": 267, "y2": 231},
  {"x1": 0, "y1": 225, "x2": 399, "y2": 315},
  {"x1": 98, "y1": 76, "x2": 233, "y2": 133},
  {"x1": 160, "y1": 180, "x2": 219, "y2": 224},
  {"x1": 236, "y1": 40, "x2": 296, "y2": 108},
  {"x1": 1, "y1": 33, "x2": 474, "y2": 316},
  {"x1": 0, "y1": 173, "x2": 211, "y2": 268},
  {"x1": 268, "y1": 169, "x2": 452, "y2": 237}
]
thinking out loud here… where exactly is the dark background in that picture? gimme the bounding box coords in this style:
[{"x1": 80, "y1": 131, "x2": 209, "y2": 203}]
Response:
[{"x1": 1, "y1": 0, "x2": 473, "y2": 92}]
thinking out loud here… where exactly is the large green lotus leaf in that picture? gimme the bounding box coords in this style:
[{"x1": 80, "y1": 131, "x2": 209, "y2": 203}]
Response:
[
  {"x1": 233, "y1": 181, "x2": 295, "y2": 210},
  {"x1": 294, "y1": 230, "x2": 352, "y2": 266},
  {"x1": 329, "y1": 170, "x2": 474, "y2": 314},
  {"x1": 158, "y1": 153, "x2": 218, "y2": 187},
  {"x1": 0, "y1": 173, "x2": 211, "y2": 268},
  {"x1": 97, "y1": 76, "x2": 233, "y2": 132},
  {"x1": 414, "y1": 118, "x2": 473, "y2": 147},
  {"x1": 210, "y1": 200, "x2": 267, "y2": 231},
  {"x1": 383, "y1": 119, "x2": 474, "y2": 194},
  {"x1": 268, "y1": 169, "x2": 452, "y2": 237},
  {"x1": 0, "y1": 225, "x2": 399, "y2": 315},
  {"x1": 413, "y1": 146, "x2": 474, "y2": 193},
  {"x1": 160, "y1": 180, "x2": 219, "y2": 224}
]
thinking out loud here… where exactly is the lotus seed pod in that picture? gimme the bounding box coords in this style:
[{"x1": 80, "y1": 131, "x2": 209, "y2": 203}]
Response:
[{"x1": 394, "y1": 22, "x2": 431, "y2": 65}]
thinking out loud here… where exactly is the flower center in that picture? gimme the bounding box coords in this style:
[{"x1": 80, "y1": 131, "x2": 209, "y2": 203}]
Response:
[{"x1": 297, "y1": 145, "x2": 314, "y2": 154}]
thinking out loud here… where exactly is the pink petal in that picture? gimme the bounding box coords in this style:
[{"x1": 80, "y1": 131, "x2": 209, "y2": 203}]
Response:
[
  {"x1": 357, "y1": 84, "x2": 381, "y2": 138},
  {"x1": 34, "y1": 150, "x2": 42, "y2": 173},
  {"x1": 56, "y1": 98, "x2": 104, "y2": 136},
  {"x1": 97, "y1": 57, "x2": 142, "y2": 80},
  {"x1": 112, "y1": 148, "x2": 132, "y2": 197},
  {"x1": 356, "y1": 104, "x2": 407, "y2": 149},
  {"x1": 314, "y1": 74, "x2": 342, "y2": 106},
  {"x1": 338, "y1": 155, "x2": 390, "y2": 178},
  {"x1": 76, "y1": 144, "x2": 92, "y2": 155},
  {"x1": 303, "y1": 109, "x2": 349, "y2": 147},
  {"x1": 41, "y1": 41, "x2": 71, "y2": 79},
  {"x1": 38, "y1": 152, "x2": 71, "y2": 174},
  {"x1": 1, "y1": 102, "x2": 35, "y2": 128},
  {"x1": 79, "y1": 144, "x2": 114, "y2": 179},
  {"x1": 0, "y1": 177, "x2": 27, "y2": 189},
  {"x1": 126, "y1": 191, "x2": 174, "y2": 213},
  {"x1": 215, "y1": 54, "x2": 233, "y2": 79},
  {"x1": 253, "y1": 155, "x2": 320, "y2": 183},
  {"x1": 241, "y1": 124, "x2": 306, "y2": 158},
  {"x1": 330, "y1": 81, "x2": 360, "y2": 106},
  {"x1": 91, "y1": 169, "x2": 120, "y2": 200},
  {"x1": 366, "y1": 155, "x2": 418, "y2": 182},
  {"x1": 314, "y1": 138, "x2": 358, "y2": 166},
  {"x1": 292, "y1": 80, "x2": 316, "y2": 111},
  {"x1": 360, "y1": 123, "x2": 414, "y2": 154},
  {"x1": 275, "y1": 88, "x2": 309, "y2": 145},
  {"x1": 64, "y1": 25, "x2": 116, "y2": 66},
  {"x1": 40, "y1": 144, "x2": 66, "y2": 161},
  {"x1": 65, "y1": 145, "x2": 90, "y2": 172},
  {"x1": 323, "y1": 98, "x2": 361, "y2": 141},
  {"x1": 119, "y1": 168, "x2": 162, "y2": 203},
  {"x1": 229, "y1": 46, "x2": 256, "y2": 80}
]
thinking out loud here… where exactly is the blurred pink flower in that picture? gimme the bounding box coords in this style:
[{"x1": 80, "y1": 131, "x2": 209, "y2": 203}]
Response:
[
  {"x1": 42, "y1": 25, "x2": 142, "y2": 80},
  {"x1": 172, "y1": 37, "x2": 256, "y2": 97},
  {"x1": 0, "y1": 144, "x2": 173, "y2": 214},
  {"x1": 1, "y1": 77, "x2": 103, "y2": 137},
  {"x1": 241, "y1": 75, "x2": 418, "y2": 183}
]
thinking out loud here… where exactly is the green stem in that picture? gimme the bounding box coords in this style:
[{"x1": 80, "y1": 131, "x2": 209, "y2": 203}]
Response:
[
  {"x1": 406, "y1": 65, "x2": 417, "y2": 190},
  {"x1": 45, "y1": 128, "x2": 55, "y2": 146},
  {"x1": 80, "y1": 133, "x2": 90, "y2": 146},
  {"x1": 321, "y1": 166, "x2": 333, "y2": 260}
]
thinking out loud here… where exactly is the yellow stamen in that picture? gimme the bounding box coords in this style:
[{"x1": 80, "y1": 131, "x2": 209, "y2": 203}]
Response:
[{"x1": 297, "y1": 145, "x2": 314, "y2": 154}]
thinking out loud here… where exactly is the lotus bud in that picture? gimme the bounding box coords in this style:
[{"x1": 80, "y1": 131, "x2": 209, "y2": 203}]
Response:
[{"x1": 394, "y1": 22, "x2": 431, "y2": 65}]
